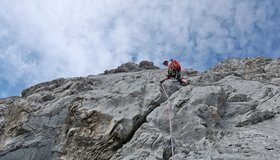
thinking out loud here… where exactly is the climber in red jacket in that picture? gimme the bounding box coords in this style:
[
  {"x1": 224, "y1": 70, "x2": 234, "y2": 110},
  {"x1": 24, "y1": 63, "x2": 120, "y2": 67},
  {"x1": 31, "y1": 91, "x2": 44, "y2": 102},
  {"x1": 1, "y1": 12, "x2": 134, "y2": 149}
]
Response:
[{"x1": 160, "y1": 59, "x2": 189, "y2": 85}]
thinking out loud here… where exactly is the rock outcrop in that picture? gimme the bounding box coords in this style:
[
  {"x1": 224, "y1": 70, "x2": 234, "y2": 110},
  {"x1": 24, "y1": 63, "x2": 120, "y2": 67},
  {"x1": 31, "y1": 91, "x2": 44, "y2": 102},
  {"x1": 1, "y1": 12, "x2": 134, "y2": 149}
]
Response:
[
  {"x1": 0, "y1": 58, "x2": 280, "y2": 160},
  {"x1": 104, "y1": 61, "x2": 159, "y2": 74}
]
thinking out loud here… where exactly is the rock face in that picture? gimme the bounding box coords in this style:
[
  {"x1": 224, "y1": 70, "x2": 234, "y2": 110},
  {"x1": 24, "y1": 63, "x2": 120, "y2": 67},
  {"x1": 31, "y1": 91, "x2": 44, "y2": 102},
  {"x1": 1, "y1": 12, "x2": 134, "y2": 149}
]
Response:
[
  {"x1": 0, "y1": 58, "x2": 280, "y2": 160},
  {"x1": 104, "y1": 61, "x2": 160, "y2": 74}
]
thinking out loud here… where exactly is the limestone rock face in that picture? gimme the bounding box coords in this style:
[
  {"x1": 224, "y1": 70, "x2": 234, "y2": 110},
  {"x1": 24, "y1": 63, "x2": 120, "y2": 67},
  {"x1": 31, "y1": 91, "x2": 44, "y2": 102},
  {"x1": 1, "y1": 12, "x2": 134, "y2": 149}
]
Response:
[
  {"x1": 104, "y1": 61, "x2": 159, "y2": 74},
  {"x1": 1, "y1": 58, "x2": 280, "y2": 160},
  {"x1": 202, "y1": 57, "x2": 280, "y2": 85}
]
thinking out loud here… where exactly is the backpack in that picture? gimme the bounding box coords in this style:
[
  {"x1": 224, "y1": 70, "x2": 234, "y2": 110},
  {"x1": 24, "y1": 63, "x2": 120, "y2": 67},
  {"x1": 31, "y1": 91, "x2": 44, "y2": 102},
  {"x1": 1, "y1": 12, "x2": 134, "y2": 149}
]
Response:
[{"x1": 169, "y1": 60, "x2": 181, "y2": 72}]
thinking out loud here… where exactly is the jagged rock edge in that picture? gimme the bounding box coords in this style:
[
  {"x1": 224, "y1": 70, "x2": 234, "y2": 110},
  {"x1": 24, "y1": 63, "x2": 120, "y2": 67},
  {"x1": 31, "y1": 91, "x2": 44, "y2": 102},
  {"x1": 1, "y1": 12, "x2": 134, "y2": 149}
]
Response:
[{"x1": 112, "y1": 86, "x2": 173, "y2": 154}]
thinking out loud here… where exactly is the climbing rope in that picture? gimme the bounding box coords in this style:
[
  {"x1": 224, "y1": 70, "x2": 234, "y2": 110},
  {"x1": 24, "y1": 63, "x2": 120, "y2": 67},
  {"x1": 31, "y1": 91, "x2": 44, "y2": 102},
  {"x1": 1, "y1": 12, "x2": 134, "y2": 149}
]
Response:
[{"x1": 161, "y1": 83, "x2": 175, "y2": 158}]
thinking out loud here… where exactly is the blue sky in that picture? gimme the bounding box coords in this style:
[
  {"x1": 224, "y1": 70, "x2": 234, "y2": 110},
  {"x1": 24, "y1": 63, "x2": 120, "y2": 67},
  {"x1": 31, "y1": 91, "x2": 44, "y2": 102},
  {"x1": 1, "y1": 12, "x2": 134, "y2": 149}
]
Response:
[{"x1": 0, "y1": 0, "x2": 279, "y2": 98}]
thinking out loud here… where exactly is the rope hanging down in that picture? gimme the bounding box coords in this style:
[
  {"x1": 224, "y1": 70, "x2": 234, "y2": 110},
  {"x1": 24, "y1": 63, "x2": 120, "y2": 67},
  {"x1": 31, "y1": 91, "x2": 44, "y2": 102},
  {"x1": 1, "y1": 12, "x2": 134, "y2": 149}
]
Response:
[{"x1": 161, "y1": 83, "x2": 175, "y2": 158}]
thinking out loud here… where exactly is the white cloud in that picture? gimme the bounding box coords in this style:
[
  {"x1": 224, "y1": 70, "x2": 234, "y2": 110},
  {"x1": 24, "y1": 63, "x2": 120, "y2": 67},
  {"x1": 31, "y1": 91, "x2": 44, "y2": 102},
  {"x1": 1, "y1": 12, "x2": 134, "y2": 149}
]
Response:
[{"x1": 0, "y1": 0, "x2": 279, "y2": 97}]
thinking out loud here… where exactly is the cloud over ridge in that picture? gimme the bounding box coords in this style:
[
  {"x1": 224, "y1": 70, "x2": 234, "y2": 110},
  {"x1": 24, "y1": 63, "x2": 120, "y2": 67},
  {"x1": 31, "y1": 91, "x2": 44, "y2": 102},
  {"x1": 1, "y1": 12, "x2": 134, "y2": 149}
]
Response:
[{"x1": 0, "y1": 0, "x2": 279, "y2": 97}]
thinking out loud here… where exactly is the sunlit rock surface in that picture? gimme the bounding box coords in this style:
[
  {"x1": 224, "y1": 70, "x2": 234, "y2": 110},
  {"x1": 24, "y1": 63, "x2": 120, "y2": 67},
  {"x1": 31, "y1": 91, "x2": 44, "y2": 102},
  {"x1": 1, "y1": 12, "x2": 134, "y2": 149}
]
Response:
[{"x1": 0, "y1": 58, "x2": 280, "y2": 160}]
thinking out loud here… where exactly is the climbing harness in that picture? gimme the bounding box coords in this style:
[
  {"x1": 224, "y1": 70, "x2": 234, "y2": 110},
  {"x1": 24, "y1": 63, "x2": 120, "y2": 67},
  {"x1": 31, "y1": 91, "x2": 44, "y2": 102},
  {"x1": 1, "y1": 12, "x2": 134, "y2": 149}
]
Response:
[{"x1": 161, "y1": 83, "x2": 175, "y2": 158}]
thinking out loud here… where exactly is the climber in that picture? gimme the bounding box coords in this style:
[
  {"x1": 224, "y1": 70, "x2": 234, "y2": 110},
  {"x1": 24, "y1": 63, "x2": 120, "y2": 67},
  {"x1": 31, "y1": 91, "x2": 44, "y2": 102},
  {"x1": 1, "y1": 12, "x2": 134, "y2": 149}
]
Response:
[{"x1": 160, "y1": 59, "x2": 189, "y2": 85}]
